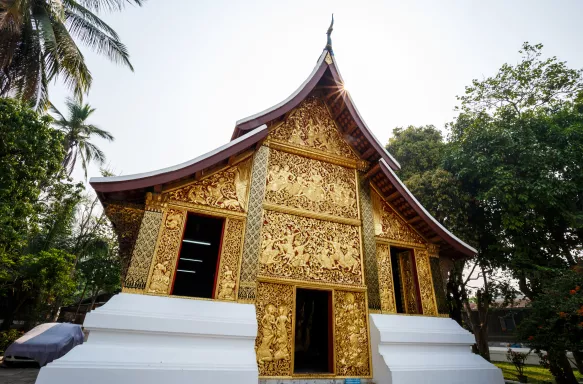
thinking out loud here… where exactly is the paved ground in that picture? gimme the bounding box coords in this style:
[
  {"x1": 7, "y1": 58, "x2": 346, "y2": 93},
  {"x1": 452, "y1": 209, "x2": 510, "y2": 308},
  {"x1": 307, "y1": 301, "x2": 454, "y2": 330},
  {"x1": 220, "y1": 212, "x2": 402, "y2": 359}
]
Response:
[{"x1": 0, "y1": 366, "x2": 40, "y2": 384}]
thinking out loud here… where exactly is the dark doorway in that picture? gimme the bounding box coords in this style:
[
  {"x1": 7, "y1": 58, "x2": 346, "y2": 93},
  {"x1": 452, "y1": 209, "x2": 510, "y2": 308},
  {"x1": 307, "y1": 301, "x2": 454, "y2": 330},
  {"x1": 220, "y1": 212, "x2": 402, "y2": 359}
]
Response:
[
  {"x1": 390, "y1": 246, "x2": 405, "y2": 313},
  {"x1": 293, "y1": 288, "x2": 333, "y2": 374},
  {"x1": 171, "y1": 213, "x2": 224, "y2": 298}
]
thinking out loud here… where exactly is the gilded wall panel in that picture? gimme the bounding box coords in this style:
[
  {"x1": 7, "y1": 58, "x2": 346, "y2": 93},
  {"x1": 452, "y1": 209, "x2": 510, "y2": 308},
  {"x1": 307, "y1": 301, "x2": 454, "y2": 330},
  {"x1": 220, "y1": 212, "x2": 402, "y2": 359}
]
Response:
[
  {"x1": 239, "y1": 146, "x2": 270, "y2": 302},
  {"x1": 334, "y1": 290, "x2": 371, "y2": 377},
  {"x1": 105, "y1": 204, "x2": 145, "y2": 281},
  {"x1": 164, "y1": 158, "x2": 252, "y2": 213},
  {"x1": 359, "y1": 178, "x2": 380, "y2": 311},
  {"x1": 255, "y1": 282, "x2": 294, "y2": 377},
  {"x1": 214, "y1": 218, "x2": 245, "y2": 301},
  {"x1": 124, "y1": 210, "x2": 163, "y2": 290},
  {"x1": 259, "y1": 210, "x2": 363, "y2": 286},
  {"x1": 414, "y1": 249, "x2": 438, "y2": 316},
  {"x1": 146, "y1": 208, "x2": 186, "y2": 295},
  {"x1": 265, "y1": 149, "x2": 358, "y2": 220},
  {"x1": 399, "y1": 251, "x2": 419, "y2": 314},
  {"x1": 372, "y1": 190, "x2": 426, "y2": 246},
  {"x1": 269, "y1": 96, "x2": 359, "y2": 160},
  {"x1": 376, "y1": 243, "x2": 396, "y2": 314}
]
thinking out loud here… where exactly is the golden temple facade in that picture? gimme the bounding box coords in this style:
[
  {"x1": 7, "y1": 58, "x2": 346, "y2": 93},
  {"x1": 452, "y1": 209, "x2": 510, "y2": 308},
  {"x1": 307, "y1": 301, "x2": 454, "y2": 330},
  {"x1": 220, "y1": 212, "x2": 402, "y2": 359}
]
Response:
[{"x1": 91, "y1": 50, "x2": 475, "y2": 380}]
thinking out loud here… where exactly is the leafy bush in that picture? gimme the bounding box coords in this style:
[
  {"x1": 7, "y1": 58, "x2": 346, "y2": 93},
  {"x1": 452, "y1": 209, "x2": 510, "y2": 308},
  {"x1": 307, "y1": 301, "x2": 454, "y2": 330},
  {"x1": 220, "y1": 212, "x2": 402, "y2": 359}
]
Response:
[{"x1": 0, "y1": 329, "x2": 22, "y2": 355}]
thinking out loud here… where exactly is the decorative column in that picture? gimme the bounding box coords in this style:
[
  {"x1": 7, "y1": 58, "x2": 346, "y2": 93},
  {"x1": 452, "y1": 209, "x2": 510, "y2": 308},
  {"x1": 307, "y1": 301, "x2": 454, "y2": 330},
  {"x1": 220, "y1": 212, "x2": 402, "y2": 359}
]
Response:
[
  {"x1": 123, "y1": 193, "x2": 165, "y2": 293},
  {"x1": 214, "y1": 218, "x2": 245, "y2": 301},
  {"x1": 376, "y1": 243, "x2": 397, "y2": 313},
  {"x1": 358, "y1": 178, "x2": 381, "y2": 312},
  {"x1": 238, "y1": 145, "x2": 270, "y2": 303}
]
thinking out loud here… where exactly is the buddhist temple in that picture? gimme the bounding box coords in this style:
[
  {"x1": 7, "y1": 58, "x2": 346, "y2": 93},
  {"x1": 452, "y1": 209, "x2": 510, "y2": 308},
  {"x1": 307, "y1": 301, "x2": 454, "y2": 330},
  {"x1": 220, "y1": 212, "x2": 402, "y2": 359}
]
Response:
[{"x1": 36, "y1": 19, "x2": 504, "y2": 384}]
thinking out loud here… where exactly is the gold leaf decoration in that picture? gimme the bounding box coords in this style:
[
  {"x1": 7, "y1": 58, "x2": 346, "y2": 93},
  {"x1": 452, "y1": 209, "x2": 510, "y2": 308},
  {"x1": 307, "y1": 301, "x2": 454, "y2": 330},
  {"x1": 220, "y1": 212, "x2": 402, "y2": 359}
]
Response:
[
  {"x1": 215, "y1": 218, "x2": 245, "y2": 301},
  {"x1": 372, "y1": 190, "x2": 426, "y2": 246},
  {"x1": 146, "y1": 209, "x2": 186, "y2": 294},
  {"x1": 334, "y1": 290, "x2": 371, "y2": 377},
  {"x1": 269, "y1": 96, "x2": 358, "y2": 160},
  {"x1": 265, "y1": 149, "x2": 358, "y2": 220},
  {"x1": 255, "y1": 282, "x2": 294, "y2": 377},
  {"x1": 398, "y1": 251, "x2": 419, "y2": 314},
  {"x1": 125, "y1": 210, "x2": 163, "y2": 290},
  {"x1": 259, "y1": 210, "x2": 363, "y2": 286},
  {"x1": 414, "y1": 249, "x2": 438, "y2": 316},
  {"x1": 376, "y1": 243, "x2": 396, "y2": 313},
  {"x1": 165, "y1": 159, "x2": 252, "y2": 213}
]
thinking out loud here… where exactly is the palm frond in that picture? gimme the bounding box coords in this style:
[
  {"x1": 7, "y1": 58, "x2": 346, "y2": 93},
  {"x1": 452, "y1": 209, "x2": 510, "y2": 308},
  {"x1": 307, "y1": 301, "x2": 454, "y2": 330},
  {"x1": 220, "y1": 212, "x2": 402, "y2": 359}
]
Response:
[
  {"x1": 83, "y1": 140, "x2": 106, "y2": 164},
  {"x1": 85, "y1": 124, "x2": 114, "y2": 141},
  {"x1": 75, "y1": 0, "x2": 144, "y2": 13},
  {"x1": 63, "y1": 0, "x2": 119, "y2": 39}
]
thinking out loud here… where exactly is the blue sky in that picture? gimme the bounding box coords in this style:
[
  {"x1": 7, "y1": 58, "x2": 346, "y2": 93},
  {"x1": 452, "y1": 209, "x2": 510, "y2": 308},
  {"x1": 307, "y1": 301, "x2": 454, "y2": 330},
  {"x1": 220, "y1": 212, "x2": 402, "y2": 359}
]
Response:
[{"x1": 49, "y1": 0, "x2": 583, "y2": 185}]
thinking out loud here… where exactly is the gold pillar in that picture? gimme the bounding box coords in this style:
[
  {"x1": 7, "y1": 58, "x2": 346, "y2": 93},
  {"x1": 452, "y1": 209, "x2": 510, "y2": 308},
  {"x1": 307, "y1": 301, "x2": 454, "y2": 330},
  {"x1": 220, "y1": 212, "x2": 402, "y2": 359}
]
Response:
[
  {"x1": 359, "y1": 178, "x2": 381, "y2": 312},
  {"x1": 414, "y1": 248, "x2": 438, "y2": 316},
  {"x1": 376, "y1": 243, "x2": 397, "y2": 313},
  {"x1": 214, "y1": 218, "x2": 245, "y2": 301},
  {"x1": 399, "y1": 251, "x2": 420, "y2": 314}
]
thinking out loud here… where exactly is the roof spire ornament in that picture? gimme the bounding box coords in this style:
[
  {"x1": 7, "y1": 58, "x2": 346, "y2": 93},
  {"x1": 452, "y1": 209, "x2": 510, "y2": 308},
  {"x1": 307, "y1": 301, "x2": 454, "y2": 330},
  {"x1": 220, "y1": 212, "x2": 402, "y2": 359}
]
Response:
[{"x1": 325, "y1": 14, "x2": 334, "y2": 55}]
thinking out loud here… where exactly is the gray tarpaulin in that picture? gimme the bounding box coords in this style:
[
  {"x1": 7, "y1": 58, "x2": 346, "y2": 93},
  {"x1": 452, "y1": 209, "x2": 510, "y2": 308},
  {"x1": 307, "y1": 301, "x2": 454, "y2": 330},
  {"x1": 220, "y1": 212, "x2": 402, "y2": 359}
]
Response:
[{"x1": 4, "y1": 323, "x2": 84, "y2": 366}]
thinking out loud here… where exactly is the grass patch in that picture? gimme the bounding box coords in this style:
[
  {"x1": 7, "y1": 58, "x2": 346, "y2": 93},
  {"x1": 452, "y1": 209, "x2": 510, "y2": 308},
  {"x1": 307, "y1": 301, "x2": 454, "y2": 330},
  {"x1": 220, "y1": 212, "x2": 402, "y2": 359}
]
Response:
[{"x1": 494, "y1": 362, "x2": 583, "y2": 383}]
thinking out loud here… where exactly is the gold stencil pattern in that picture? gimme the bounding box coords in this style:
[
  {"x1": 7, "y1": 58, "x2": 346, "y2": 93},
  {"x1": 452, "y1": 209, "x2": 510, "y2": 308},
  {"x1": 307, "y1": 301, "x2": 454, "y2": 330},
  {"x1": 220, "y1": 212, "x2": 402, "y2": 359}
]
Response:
[
  {"x1": 239, "y1": 146, "x2": 270, "y2": 302},
  {"x1": 335, "y1": 290, "x2": 371, "y2": 377},
  {"x1": 146, "y1": 209, "x2": 186, "y2": 294},
  {"x1": 265, "y1": 149, "x2": 358, "y2": 220},
  {"x1": 255, "y1": 282, "x2": 294, "y2": 377},
  {"x1": 165, "y1": 159, "x2": 251, "y2": 213},
  {"x1": 399, "y1": 251, "x2": 419, "y2": 314},
  {"x1": 105, "y1": 204, "x2": 144, "y2": 281},
  {"x1": 124, "y1": 210, "x2": 163, "y2": 290},
  {"x1": 215, "y1": 218, "x2": 245, "y2": 301},
  {"x1": 269, "y1": 96, "x2": 358, "y2": 160},
  {"x1": 359, "y1": 178, "x2": 380, "y2": 311},
  {"x1": 414, "y1": 249, "x2": 438, "y2": 316},
  {"x1": 372, "y1": 190, "x2": 426, "y2": 246},
  {"x1": 259, "y1": 210, "x2": 363, "y2": 286},
  {"x1": 376, "y1": 243, "x2": 396, "y2": 313}
]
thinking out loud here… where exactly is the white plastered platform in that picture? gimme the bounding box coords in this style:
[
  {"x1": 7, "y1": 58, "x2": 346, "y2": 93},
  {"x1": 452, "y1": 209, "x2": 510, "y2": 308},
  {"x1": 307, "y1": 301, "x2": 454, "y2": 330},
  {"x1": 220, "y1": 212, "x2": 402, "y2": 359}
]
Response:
[
  {"x1": 36, "y1": 293, "x2": 258, "y2": 384},
  {"x1": 369, "y1": 314, "x2": 504, "y2": 384}
]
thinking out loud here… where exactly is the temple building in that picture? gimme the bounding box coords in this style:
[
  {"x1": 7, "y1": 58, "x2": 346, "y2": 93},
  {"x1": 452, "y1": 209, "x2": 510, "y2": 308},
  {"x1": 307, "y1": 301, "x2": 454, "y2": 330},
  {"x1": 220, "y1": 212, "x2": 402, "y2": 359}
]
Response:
[{"x1": 36, "y1": 22, "x2": 504, "y2": 384}]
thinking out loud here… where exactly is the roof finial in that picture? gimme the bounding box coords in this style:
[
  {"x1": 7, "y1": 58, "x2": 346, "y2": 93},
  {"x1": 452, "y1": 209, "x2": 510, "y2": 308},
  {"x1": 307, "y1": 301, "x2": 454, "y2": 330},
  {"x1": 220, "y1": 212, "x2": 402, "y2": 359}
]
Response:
[{"x1": 325, "y1": 14, "x2": 334, "y2": 54}]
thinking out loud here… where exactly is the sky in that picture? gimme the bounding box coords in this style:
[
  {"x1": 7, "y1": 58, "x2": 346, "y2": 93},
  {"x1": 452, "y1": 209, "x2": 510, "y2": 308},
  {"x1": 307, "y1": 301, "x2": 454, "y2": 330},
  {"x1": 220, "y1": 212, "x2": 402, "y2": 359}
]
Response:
[{"x1": 49, "y1": 0, "x2": 583, "y2": 186}]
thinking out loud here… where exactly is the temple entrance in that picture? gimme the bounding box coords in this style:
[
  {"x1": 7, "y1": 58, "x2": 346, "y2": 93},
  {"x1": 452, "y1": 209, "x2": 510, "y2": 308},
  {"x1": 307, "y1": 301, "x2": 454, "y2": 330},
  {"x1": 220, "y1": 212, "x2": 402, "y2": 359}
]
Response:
[
  {"x1": 293, "y1": 288, "x2": 333, "y2": 374},
  {"x1": 171, "y1": 213, "x2": 224, "y2": 299}
]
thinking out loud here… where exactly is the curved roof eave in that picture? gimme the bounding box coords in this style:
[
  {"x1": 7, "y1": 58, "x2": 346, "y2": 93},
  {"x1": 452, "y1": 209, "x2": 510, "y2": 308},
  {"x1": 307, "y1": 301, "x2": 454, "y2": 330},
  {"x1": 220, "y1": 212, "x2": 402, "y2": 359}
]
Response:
[
  {"x1": 379, "y1": 158, "x2": 477, "y2": 257},
  {"x1": 90, "y1": 124, "x2": 269, "y2": 193}
]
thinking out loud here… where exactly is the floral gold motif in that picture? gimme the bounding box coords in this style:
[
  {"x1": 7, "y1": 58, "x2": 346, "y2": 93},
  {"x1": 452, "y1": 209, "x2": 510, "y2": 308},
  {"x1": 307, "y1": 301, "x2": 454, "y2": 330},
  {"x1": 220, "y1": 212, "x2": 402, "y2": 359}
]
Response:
[
  {"x1": 255, "y1": 282, "x2": 294, "y2": 376},
  {"x1": 269, "y1": 96, "x2": 359, "y2": 160},
  {"x1": 372, "y1": 190, "x2": 426, "y2": 246},
  {"x1": 414, "y1": 249, "x2": 438, "y2": 316},
  {"x1": 214, "y1": 218, "x2": 245, "y2": 301},
  {"x1": 124, "y1": 210, "x2": 163, "y2": 290},
  {"x1": 398, "y1": 251, "x2": 419, "y2": 314},
  {"x1": 335, "y1": 290, "x2": 371, "y2": 376},
  {"x1": 146, "y1": 209, "x2": 186, "y2": 294},
  {"x1": 376, "y1": 243, "x2": 397, "y2": 313},
  {"x1": 259, "y1": 210, "x2": 363, "y2": 286},
  {"x1": 165, "y1": 159, "x2": 251, "y2": 213},
  {"x1": 359, "y1": 178, "x2": 381, "y2": 311},
  {"x1": 265, "y1": 149, "x2": 358, "y2": 220}
]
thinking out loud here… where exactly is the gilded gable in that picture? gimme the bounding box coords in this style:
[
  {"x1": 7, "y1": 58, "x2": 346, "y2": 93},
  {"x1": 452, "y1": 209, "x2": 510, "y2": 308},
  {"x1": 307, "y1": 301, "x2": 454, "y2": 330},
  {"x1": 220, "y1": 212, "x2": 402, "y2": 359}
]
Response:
[
  {"x1": 264, "y1": 149, "x2": 358, "y2": 220},
  {"x1": 163, "y1": 158, "x2": 252, "y2": 213},
  {"x1": 371, "y1": 189, "x2": 426, "y2": 246},
  {"x1": 269, "y1": 96, "x2": 359, "y2": 160}
]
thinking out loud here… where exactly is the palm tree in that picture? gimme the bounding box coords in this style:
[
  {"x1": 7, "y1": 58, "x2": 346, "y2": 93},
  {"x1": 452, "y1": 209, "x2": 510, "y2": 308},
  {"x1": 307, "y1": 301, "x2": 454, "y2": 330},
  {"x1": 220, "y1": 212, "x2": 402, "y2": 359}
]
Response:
[
  {"x1": 50, "y1": 97, "x2": 113, "y2": 178},
  {"x1": 0, "y1": 0, "x2": 143, "y2": 109}
]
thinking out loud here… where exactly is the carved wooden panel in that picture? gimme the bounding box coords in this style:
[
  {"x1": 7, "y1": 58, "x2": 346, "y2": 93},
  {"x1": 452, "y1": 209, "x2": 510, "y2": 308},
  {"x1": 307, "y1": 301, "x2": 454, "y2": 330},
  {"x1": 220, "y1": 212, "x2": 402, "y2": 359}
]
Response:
[
  {"x1": 265, "y1": 149, "x2": 358, "y2": 220},
  {"x1": 259, "y1": 210, "x2": 363, "y2": 286},
  {"x1": 359, "y1": 178, "x2": 380, "y2": 312},
  {"x1": 398, "y1": 251, "x2": 419, "y2": 314},
  {"x1": 214, "y1": 218, "x2": 245, "y2": 301},
  {"x1": 376, "y1": 243, "x2": 396, "y2": 314},
  {"x1": 124, "y1": 210, "x2": 162, "y2": 290},
  {"x1": 334, "y1": 290, "x2": 371, "y2": 377},
  {"x1": 146, "y1": 208, "x2": 186, "y2": 294},
  {"x1": 164, "y1": 158, "x2": 252, "y2": 213},
  {"x1": 255, "y1": 282, "x2": 294, "y2": 377},
  {"x1": 105, "y1": 204, "x2": 144, "y2": 281},
  {"x1": 414, "y1": 249, "x2": 438, "y2": 316},
  {"x1": 269, "y1": 96, "x2": 359, "y2": 160},
  {"x1": 372, "y1": 190, "x2": 426, "y2": 246}
]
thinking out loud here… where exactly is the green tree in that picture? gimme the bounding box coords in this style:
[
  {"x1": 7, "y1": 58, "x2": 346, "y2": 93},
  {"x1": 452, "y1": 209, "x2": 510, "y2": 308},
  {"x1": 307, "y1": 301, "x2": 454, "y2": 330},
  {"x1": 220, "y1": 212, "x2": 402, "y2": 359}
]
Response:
[
  {"x1": 0, "y1": 0, "x2": 143, "y2": 108},
  {"x1": 51, "y1": 97, "x2": 114, "y2": 178},
  {"x1": 0, "y1": 97, "x2": 64, "y2": 277}
]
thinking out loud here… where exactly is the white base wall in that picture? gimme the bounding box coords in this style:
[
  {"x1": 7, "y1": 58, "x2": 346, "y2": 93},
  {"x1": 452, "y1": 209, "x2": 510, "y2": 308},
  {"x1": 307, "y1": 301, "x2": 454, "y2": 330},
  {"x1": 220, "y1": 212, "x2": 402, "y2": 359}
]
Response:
[
  {"x1": 370, "y1": 314, "x2": 504, "y2": 384},
  {"x1": 36, "y1": 293, "x2": 258, "y2": 384}
]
